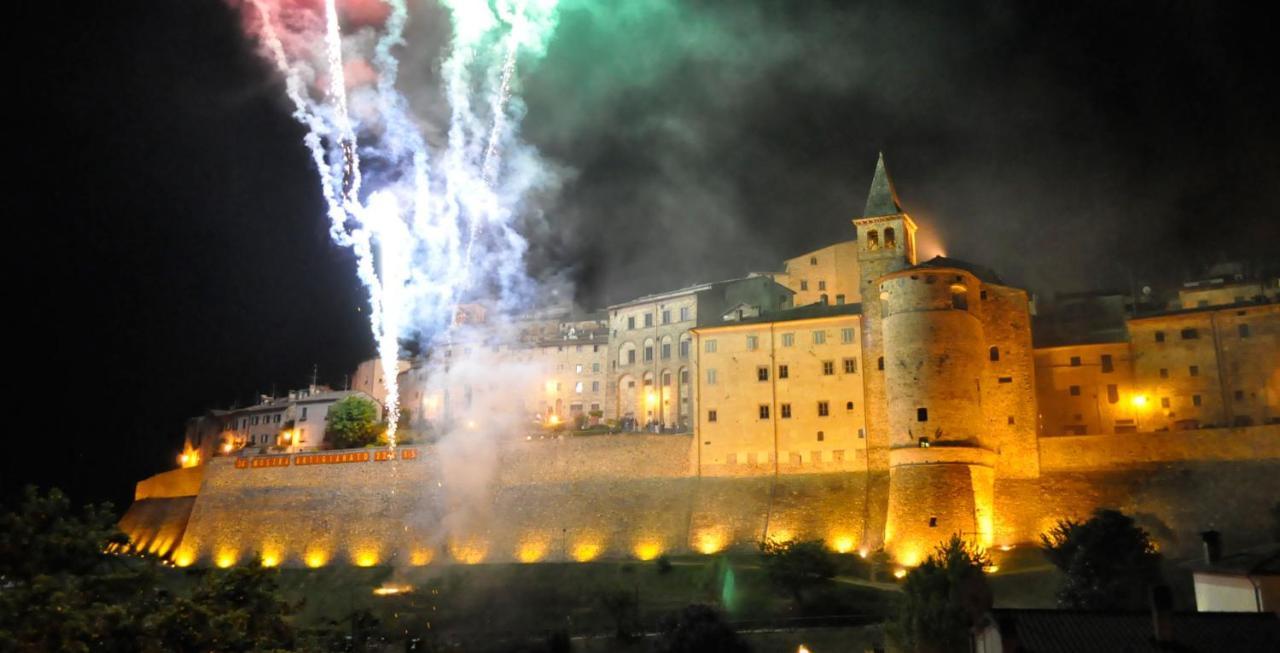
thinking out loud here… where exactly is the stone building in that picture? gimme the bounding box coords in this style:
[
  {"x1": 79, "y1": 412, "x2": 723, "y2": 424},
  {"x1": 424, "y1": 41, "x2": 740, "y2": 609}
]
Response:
[
  {"x1": 351, "y1": 358, "x2": 411, "y2": 408},
  {"x1": 770, "y1": 240, "x2": 863, "y2": 307},
  {"x1": 693, "y1": 303, "x2": 868, "y2": 476},
  {"x1": 606, "y1": 276, "x2": 793, "y2": 431}
]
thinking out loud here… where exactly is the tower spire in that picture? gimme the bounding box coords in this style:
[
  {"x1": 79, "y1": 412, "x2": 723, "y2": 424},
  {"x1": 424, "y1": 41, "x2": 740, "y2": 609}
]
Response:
[{"x1": 863, "y1": 151, "x2": 904, "y2": 217}]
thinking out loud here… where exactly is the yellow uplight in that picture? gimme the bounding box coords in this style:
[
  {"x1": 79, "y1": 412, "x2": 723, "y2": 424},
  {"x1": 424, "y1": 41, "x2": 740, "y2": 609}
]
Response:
[
  {"x1": 518, "y1": 541, "x2": 547, "y2": 563},
  {"x1": 1131, "y1": 394, "x2": 1149, "y2": 408},
  {"x1": 999, "y1": 544, "x2": 1013, "y2": 552},
  {"x1": 547, "y1": 414, "x2": 561, "y2": 426},
  {"x1": 353, "y1": 550, "x2": 380, "y2": 567},
  {"x1": 215, "y1": 551, "x2": 237, "y2": 568},
  {"x1": 260, "y1": 551, "x2": 281, "y2": 567},
  {"x1": 373, "y1": 584, "x2": 412, "y2": 596},
  {"x1": 831, "y1": 536, "x2": 855, "y2": 554},
  {"x1": 634, "y1": 542, "x2": 662, "y2": 561},
  {"x1": 173, "y1": 549, "x2": 195, "y2": 567},
  {"x1": 645, "y1": 390, "x2": 659, "y2": 407},
  {"x1": 409, "y1": 549, "x2": 433, "y2": 566},
  {"x1": 893, "y1": 568, "x2": 907, "y2": 579},
  {"x1": 305, "y1": 550, "x2": 329, "y2": 568},
  {"x1": 450, "y1": 540, "x2": 488, "y2": 564},
  {"x1": 572, "y1": 542, "x2": 602, "y2": 562},
  {"x1": 769, "y1": 529, "x2": 795, "y2": 544},
  {"x1": 696, "y1": 532, "x2": 725, "y2": 555}
]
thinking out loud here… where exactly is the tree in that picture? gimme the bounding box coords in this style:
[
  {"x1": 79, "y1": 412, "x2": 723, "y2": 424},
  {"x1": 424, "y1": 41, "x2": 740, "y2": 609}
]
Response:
[
  {"x1": 1040, "y1": 508, "x2": 1163, "y2": 610},
  {"x1": 324, "y1": 395, "x2": 382, "y2": 449},
  {"x1": 654, "y1": 604, "x2": 748, "y2": 653},
  {"x1": 894, "y1": 535, "x2": 992, "y2": 653},
  {"x1": 759, "y1": 538, "x2": 836, "y2": 607}
]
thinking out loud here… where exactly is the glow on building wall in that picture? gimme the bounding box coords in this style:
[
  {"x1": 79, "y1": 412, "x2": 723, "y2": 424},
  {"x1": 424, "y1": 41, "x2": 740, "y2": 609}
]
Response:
[
  {"x1": 215, "y1": 549, "x2": 238, "y2": 568},
  {"x1": 633, "y1": 540, "x2": 663, "y2": 561}
]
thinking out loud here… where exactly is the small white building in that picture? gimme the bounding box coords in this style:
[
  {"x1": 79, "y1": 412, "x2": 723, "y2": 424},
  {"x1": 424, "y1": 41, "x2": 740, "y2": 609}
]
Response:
[
  {"x1": 220, "y1": 386, "x2": 382, "y2": 453},
  {"x1": 1188, "y1": 536, "x2": 1280, "y2": 615}
]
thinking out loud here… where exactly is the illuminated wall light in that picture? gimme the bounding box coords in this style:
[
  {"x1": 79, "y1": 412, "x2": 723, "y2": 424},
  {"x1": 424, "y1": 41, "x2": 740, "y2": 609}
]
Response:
[
  {"x1": 305, "y1": 550, "x2": 329, "y2": 568},
  {"x1": 831, "y1": 536, "x2": 856, "y2": 554},
  {"x1": 518, "y1": 541, "x2": 547, "y2": 563},
  {"x1": 260, "y1": 551, "x2": 281, "y2": 568},
  {"x1": 896, "y1": 546, "x2": 923, "y2": 567},
  {"x1": 858, "y1": 549, "x2": 869, "y2": 559},
  {"x1": 353, "y1": 550, "x2": 380, "y2": 567},
  {"x1": 634, "y1": 542, "x2": 662, "y2": 561},
  {"x1": 893, "y1": 568, "x2": 907, "y2": 579},
  {"x1": 173, "y1": 549, "x2": 196, "y2": 568},
  {"x1": 449, "y1": 540, "x2": 488, "y2": 565},
  {"x1": 696, "y1": 531, "x2": 725, "y2": 555},
  {"x1": 215, "y1": 550, "x2": 238, "y2": 568},
  {"x1": 409, "y1": 549, "x2": 433, "y2": 566},
  {"x1": 572, "y1": 542, "x2": 602, "y2": 562},
  {"x1": 998, "y1": 544, "x2": 1013, "y2": 552}
]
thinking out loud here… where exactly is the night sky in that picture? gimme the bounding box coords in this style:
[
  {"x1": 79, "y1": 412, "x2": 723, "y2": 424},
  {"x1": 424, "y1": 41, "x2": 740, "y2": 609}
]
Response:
[{"x1": 11, "y1": 1, "x2": 1278, "y2": 507}]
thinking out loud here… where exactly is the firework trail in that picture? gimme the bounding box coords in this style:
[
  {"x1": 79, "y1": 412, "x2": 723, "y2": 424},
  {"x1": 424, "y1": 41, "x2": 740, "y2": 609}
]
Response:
[{"x1": 234, "y1": 0, "x2": 561, "y2": 447}]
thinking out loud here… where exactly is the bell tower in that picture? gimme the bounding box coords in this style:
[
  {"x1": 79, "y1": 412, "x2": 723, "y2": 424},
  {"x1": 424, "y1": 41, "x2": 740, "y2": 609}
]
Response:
[{"x1": 855, "y1": 153, "x2": 918, "y2": 472}]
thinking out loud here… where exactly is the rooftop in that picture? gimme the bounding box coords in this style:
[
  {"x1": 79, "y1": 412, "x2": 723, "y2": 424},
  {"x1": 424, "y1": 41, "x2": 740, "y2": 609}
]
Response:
[
  {"x1": 697, "y1": 301, "x2": 863, "y2": 330},
  {"x1": 907, "y1": 255, "x2": 1005, "y2": 285}
]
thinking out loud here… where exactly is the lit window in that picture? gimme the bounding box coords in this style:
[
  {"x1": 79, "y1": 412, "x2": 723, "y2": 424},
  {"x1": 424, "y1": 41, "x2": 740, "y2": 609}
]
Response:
[{"x1": 575, "y1": 382, "x2": 583, "y2": 394}]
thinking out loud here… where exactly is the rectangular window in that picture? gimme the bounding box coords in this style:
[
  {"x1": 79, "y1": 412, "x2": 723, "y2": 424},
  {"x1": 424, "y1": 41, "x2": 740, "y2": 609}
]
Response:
[
  {"x1": 707, "y1": 410, "x2": 717, "y2": 423},
  {"x1": 644, "y1": 346, "x2": 653, "y2": 362},
  {"x1": 822, "y1": 361, "x2": 835, "y2": 375},
  {"x1": 998, "y1": 376, "x2": 1013, "y2": 384},
  {"x1": 644, "y1": 313, "x2": 653, "y2": 327},
  {"x1": 800, "y1": 280, "x2": 809, "y2": 291},
  {"x1": 878, "y1": 357, "x2": 884, "y2": 371},
  {"x1": 917, "y1": 407, "x2": 928, "y2": 422},
  {"x1": 817, "y1": 401, "x2": 830, "y2": 417},
  {"x1": 1101, "y1": 354, "x2": 1114, "y2": 373},
  {"x1": 1161, "y1": 397, "x2": 1170, "y2": 408},
  {"x1": 759, "y1": 404, "x2": 770, "y2": 420},
  {"x1": 300, "y1": 407, "x2": 308, "y2": 421},
  {"x1": 661, "y1": 343, "x2": 671, "y2": 359},
  {"x1": 706, "y1": 369, "x2": 718, "y2": 385},
  {"x1": 757, "y1": 366, "x2": 769, "y2": 382},
  {"x1": 592, "y1": 363, "x2": 600, "y2": 373},
  {"x1": 627, "y1": 349, "x2": 636, "y2": 364},
  {"x1": 843, "y1": 358, "x2": 856, "y2": 374},
  {"x1": 818, "y1": 280, "x2": 827, "y2": 291},
  {"x1": 680, "y1": 340, "x2": 690, "y2": 358},
  {"x1": 592, "y1": 381, "x2": 600, "y2": 392},
  {"x1": 627, "y1": 316, "x2": 635, "y2": 330},
  {"x1": 1069, "y1": 385, "x2": 1081, "y2": 396},
  {"x1": 778, "y1": 364, "x2": 789, "y2": 379},
  {"x1": 1107, "y1": 384, "x2": 1119, "y2": 404},
  {"x1": 816, "y1": 431, "x2": 825, "y2": 442},
  {"x1": 1193, "y1": 394, "x2": 1202, "y2": 407},
  {"x1": 1155, "y1": 331, "x2": 1165, "y2": 342},
  {"x1": 746, "y1": 335, "x2": 759, "y2": 351},
  {"x1": 575, "y1": 364, "x2": 583, "y2": 374},
  {"x1": 1159, "y1": 368, "x2": 1168, "y2": 379},
  {"x1": 1189, "y1": 365, "x2": 1199, "y2": 377},
  {"x1": 1181, "y1": 328, "x2": 1198, "y2": 340},
  {"x1": 1234, "y1": 390, "x2": 1245, "y2": 401},
  {"x1": 841, "y1": 328, "x2": 855, "y2": 344},
  {"x1": 575, "y1": 382, "x2": 584, "y2": 394},
  {"x1": 680, "y1": 307, "x2": 691, "y2": 321},
  {"x1": 1239, "y1": 323, "x2": 1250, "y2": 338},
  {"x1": 780, "y1": 403, "x2": 791, "y2": 419},
  {"x1": 704, "y1": 340, "x2": 717, "y2": 353},
  {"x1": 662, "y1": 310, "x2": 671, "y2": 324},
  {"x1": 836, "y1": 294, "x2": 846, "y2": 305},
  {"x1": 781, "y1": 333, "x2": 795, "y2": 347},
  {"x1": 812, "y1": 330, "x2": 826, "y2": 345},
  {"x1": 846, "y1": 401, "x2": 854, "y2": 411},
  {"x1": 1070, "y1": 356, "x2": 1082, "y2": 367}
]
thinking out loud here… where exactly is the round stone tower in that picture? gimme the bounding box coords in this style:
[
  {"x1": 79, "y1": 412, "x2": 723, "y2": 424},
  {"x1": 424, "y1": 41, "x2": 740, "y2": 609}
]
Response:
[{"x1": 879, "y1": 265, "x2": 996, "y2": 564}]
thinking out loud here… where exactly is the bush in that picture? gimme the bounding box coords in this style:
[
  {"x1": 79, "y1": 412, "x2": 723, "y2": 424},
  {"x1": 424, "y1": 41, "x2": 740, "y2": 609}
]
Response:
[
  {"x1": 324, "y1": 395, "x2": 383, "y2": 449},
  {"x1": 654, "y1": 604, "x2": 748, "y2": 653},
  {"x1": 893, "y1": 535, "x2": 991, "y2": 653},
  {"x1": 1041, "y1": 508, "x2": 1163, "y2": 609},
  {"x1": 759, "y1": 538, "x2": 836, "y2": 607}
]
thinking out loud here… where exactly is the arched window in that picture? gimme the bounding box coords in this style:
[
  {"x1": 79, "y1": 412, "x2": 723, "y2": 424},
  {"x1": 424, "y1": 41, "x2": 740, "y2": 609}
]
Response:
[
  {"x1": 867, "y1": 230, "x2": 880, "y2": 250},
  {"x1": 989, "y1": 346, "x2": 1000, "y2": 362},
  {"x1": 952, "y1": 288, "x2": 968, "y2": 311},
  {"x1": 884, "y1": 227, "x2": 896, "y2": 248}
]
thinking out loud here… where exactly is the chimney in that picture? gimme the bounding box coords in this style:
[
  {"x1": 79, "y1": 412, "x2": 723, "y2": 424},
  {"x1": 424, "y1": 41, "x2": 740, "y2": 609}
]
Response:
[
  {"x1": 1201, "y1": 530, "x2": 1222, "y2": 565},
  {"x1": 1150, "y1": 585, "x2": 1174, "y2": 646}
]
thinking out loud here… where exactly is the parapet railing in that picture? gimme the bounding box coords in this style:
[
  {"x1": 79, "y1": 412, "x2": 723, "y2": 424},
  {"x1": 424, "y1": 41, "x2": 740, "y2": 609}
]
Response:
[{"x1": 233, "y1": 447, "x2": 418, "y2": 469}]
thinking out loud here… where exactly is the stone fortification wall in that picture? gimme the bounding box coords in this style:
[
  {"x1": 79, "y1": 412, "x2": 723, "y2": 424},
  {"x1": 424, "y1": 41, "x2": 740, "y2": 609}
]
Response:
[
  {"x1": 134, "y1": 465, "x2": 205, "y2": 500},
  {"x1": 167, "y1": 435, "x2": 887, "y2": 567},
  {"x1": 133, "y1": 430, "x2": 1280, "y2": 567},
  {"x1": 1039, "y1": 425, "x2": 1280, "y2": 471},
  {"x1": 995, "y1": 460, "x2": 1280, "y2": 557}
]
